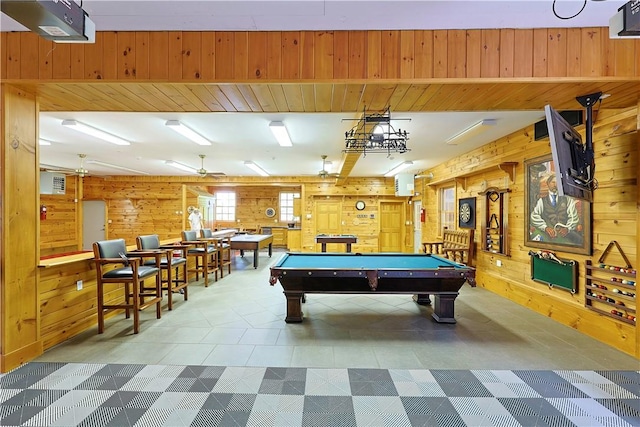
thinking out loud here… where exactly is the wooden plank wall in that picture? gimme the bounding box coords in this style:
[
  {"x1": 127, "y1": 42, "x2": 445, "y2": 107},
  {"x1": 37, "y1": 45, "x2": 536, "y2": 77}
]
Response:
[
  {"x1": 2, "y1": 29, "x2": 638, "y2": 82},
  {"x1": 39, "y1": 260, "x2": 98, "y2": 349},
  {"x1": 40, "y1": 176, "x2": 79, "y2": 256},
  {"x1": 82, "y1": 178, "x2": 185, "y2": 242},
  {"x1": 211, "y1": 185, "x2": 300, "y2": 232},
  {"x1": 418, "y1": 107, "x2": 638, "y2": 356},
  {"x1": 78, "y1": 177, "x2": 403, "y2": 252}
]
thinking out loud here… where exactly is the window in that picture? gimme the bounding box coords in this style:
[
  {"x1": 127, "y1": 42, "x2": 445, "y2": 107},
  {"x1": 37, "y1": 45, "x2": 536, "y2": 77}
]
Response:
[
  {"x1": 440, "y1": 186, "x2": 455, "y2": 234},
  {"x1": 280, "y1": 192, "x2": 300, "y2": 222},
  {"x1": 215, "y1": 191, "x2": 236, "y2": 221}
]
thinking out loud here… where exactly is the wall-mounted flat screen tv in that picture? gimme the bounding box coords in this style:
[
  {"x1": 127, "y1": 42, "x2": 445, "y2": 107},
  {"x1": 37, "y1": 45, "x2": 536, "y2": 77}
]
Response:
[{"x1": 544, "y1": 104, "x2": 594, "y2": 202}]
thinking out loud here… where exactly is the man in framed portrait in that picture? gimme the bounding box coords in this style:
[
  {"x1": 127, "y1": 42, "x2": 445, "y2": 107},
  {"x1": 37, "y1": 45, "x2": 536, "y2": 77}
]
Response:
[{"x1": 530, "y1": 175, "x2": 583, "y2": 245}]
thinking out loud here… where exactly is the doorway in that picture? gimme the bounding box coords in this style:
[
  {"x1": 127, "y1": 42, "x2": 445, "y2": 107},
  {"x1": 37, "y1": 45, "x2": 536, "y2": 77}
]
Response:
[{"x1": 82, "y1": 200, "x2": 106, "y2": 250}]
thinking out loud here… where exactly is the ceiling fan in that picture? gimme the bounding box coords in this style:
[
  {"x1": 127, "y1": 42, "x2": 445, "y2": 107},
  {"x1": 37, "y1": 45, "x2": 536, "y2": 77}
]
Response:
[
  {"x1": 318, "y1": 155, "x2": 340, "y2": 179},
  {"x1": 196, "y1": 154, "x2": 225, "y2": 178},
  {"x1": 75, "y1": 154, "x2": 89, "y2": 177},
  {"x1": 40, "y1": 154, "x2": 91, "y2": 177}
]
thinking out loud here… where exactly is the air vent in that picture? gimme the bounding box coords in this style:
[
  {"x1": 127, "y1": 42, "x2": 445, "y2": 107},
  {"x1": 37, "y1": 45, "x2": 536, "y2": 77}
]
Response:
[{"x1": 40, "y1": 172, "x2": 66, "y2": 195}]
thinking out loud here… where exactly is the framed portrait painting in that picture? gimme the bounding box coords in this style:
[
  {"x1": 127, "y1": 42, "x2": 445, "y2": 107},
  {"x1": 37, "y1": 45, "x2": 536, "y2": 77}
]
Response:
[{"x1": 525, "y1": 154, "x2": 591, "y2": 255}]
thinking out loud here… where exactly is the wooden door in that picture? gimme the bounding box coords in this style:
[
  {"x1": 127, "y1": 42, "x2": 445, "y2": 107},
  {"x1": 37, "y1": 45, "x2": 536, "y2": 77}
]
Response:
[
  {"x1": 315, "y1": 199, "x2": 342, "y2": 251},
  {"x1": 379, "y1": 201, "x2": 405, "y2": 252}
]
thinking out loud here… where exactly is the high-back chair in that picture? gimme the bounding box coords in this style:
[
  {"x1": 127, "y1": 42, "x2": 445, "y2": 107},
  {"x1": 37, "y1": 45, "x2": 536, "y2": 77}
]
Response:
[
  {"x1": 201, "y1": 229, "x2": 232, "y2": 277},
  {"x1": 136, "y1": 234, "x2": 189, "y2": 310},
  {"x1": 181, "y1": 230, "x2": 218, "y2": 287},
  {"x1": 92, "y1": 238, "x2": 162, "y2": 334}
]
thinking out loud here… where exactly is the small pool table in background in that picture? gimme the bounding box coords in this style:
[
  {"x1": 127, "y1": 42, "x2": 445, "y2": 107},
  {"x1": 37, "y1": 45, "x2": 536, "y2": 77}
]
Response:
[
  {"x1": 230, "y1": 234, "x2": 273, "y2": 268},
  {"x1": 269, "y1": 252, "x2": 475, "y2": 323},
  {"x1": 315, "y1": 234, "x2": 358, "y2": 252}
]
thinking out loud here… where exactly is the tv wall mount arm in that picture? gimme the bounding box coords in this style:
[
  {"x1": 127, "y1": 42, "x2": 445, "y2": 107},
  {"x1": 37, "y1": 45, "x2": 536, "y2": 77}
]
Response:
[{"x1": 575, "y1": 91, "x2": 602, "y2": 174}]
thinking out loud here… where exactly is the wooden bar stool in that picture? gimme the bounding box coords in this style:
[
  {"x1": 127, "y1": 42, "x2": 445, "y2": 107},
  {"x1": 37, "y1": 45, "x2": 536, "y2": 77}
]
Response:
[
  {"x1": 136, "y1": 234, "x2": 189, "y2": 310},
  {"x1": 92, "y1": 238, "x2": 162, "y2": 334},
  {"x1": 181, "y1": 230, "x2": 218, "y2": 287},
  {"x1": 201, "y1": 229, "x2": 232, "y2": 277}
]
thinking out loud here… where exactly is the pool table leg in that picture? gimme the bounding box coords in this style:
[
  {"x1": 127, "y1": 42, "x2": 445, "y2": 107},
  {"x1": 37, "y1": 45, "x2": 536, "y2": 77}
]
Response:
[
  {"x1": 431, "y1": 292, "x2": 458, "y2": 323},
  {"x1": 412, "y1": 294, "x2": 431, "y2": 305},
  {"x1": 284, "y1": 292, "x2": 304, "y2": 322}
]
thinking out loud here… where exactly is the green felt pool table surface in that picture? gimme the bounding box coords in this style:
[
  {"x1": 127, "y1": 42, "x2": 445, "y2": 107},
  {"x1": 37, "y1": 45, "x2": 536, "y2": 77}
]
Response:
[{"x1": 274, "y1": 252, "x2": 466, "y2": 270}]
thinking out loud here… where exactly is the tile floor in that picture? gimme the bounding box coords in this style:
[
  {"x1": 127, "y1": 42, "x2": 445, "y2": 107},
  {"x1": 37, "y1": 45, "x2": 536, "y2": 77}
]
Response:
[{"x1": 2, "y1": 249, "x2": 638, "y2": 426}]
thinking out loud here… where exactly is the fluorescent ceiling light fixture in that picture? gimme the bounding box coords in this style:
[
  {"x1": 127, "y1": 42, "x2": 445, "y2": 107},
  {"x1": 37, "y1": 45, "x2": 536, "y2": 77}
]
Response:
[
  {"x1": 446, "y1": 119, "x2": 497, "y2": 145},
  {"x1": 244, "y1": 161, "x2": 269, "y2": 177},
  {"x1": 86, "y1": 160, "x2": 149, "y2": 175},
  {"x1": 384, "y1": 161, "x2": 413, "y2": 177},
  {"x1": 269, "y1": 121, "x2": 292, "y2": 147},
  {"x1": 61, "y1": 119, "x2": 131, "y2": 146},
  {"x1": 165, "y1": 160, "x2": 198, "y2": 174},
  {"x1": 165, "y1": 120, "x2": 211, "y2": 146},
  {"x1": 39, "y1": 138, "x2": 53, "y2": 146}
]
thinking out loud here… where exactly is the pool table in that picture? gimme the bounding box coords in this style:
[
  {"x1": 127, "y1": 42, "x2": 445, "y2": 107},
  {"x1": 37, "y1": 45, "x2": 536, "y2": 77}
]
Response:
[
  {"x1": 269, "y1": 253, "x2": 475, "y2": 323},
  {"x1": 230, "y1": 234, "x2": 273, "y2": 268}
]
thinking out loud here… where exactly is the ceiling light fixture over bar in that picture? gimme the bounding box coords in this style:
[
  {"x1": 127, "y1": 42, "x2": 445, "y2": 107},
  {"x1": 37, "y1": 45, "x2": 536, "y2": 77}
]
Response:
[
  {"x1": 446, "y1": 119, "x2": 497, "y2": 145},
  {"x1": 165, "y1": 120, "x2": 211, "y2": 146},
  {"x1": 86, "y1": 160, "x2": 150, "y2": 175},
  {"x1": 61, "y1": 120, "x2": 131, "y2": 146},
  {"x1": 384, "y1": 161, "x2": 414, "y2": 177},
  {"x1": 343, "y1": 107, "x2": 410, "y2": 156},
  {"x1": 269, "y1": 121, "x2": 293, "y2": 147},
  {"x1": 244, "y1": 161, "x2": 269, "y2": 177},
  {"x1": 165, "y1": 160, "x2": 198, "y2": 174}
]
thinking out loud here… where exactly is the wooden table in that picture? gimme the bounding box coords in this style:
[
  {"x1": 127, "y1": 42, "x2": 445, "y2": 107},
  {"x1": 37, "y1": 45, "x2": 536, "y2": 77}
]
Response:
[{"x1": 230, "y1": 234, "x2": 274, "y2": 268}]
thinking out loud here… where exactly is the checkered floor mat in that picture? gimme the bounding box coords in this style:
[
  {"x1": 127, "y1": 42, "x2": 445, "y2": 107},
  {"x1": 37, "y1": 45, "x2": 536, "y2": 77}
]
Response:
[{"x1": 1, "y1": 363, "x2": 638, "y2": 426}]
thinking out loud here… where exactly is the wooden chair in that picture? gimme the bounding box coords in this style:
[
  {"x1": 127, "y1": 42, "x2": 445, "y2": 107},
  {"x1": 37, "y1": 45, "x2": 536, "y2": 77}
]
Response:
[
  {"x1": 201, "y1": 229, "x2": 232, "y2": 277},
  {"x1": 92, "y1": 238, "x2": 162, "y2": 334},
  {"x1": 136, "y1": 234, "x2": 189, "y2": 310},
  {"x1": 181, "y1": 230, "x2": 218, "y2": 287}
]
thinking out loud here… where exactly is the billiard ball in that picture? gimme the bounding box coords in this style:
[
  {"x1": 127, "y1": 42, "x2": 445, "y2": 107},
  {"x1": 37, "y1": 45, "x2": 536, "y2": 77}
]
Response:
[
  {"x1": 621, "y1": 280, "x2": 628, "y2": 285},
  {"x1": 612, "y1": 288, "x2": 620, "y2": 293}
]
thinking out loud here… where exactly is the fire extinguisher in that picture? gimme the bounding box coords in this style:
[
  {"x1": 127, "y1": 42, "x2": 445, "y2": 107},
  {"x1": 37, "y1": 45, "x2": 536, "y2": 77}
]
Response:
[
  {"x1": 420, "y1": 208, "x2": 425, "y2": 222},
  {"x1": 40, "y1": 205, "x2": 47, "y2": 220}
]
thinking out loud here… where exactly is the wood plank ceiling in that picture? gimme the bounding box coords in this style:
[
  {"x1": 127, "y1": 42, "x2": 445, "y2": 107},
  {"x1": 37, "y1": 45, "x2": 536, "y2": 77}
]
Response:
[{"x1": 25, "y1": 81, "x2": 640, "y2": 114}]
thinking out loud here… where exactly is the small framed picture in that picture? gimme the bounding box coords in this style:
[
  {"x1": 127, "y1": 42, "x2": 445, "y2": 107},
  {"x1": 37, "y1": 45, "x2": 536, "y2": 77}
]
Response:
[{"x1": 458, "y1": 197, "x2": 476, "y2": 229}]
